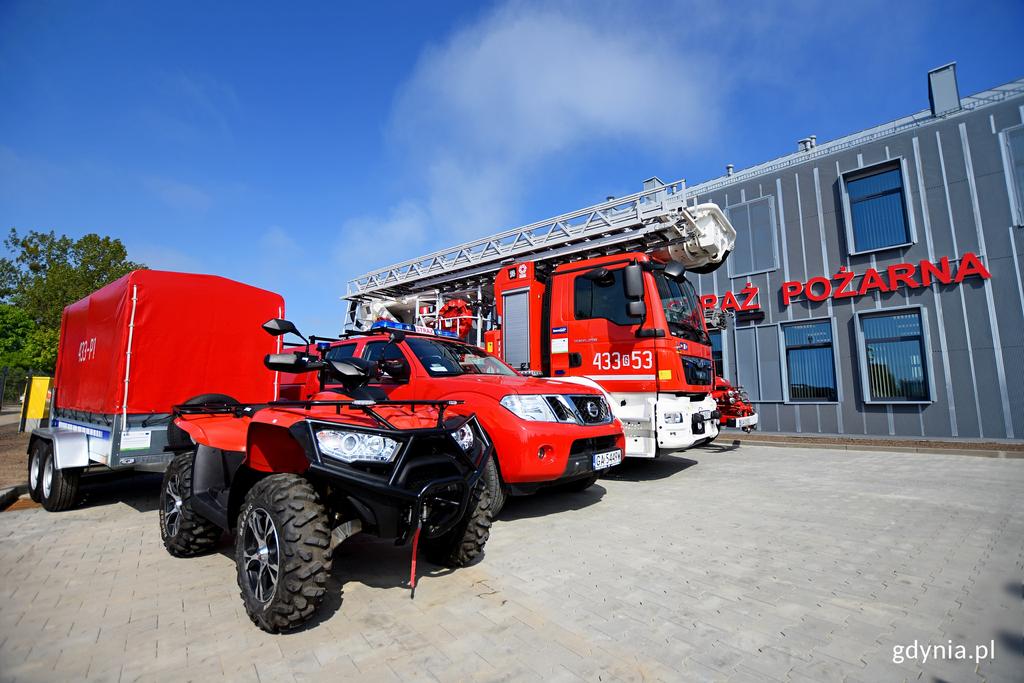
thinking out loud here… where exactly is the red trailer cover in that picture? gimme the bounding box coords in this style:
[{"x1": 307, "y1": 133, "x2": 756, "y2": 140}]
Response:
[{"x1": 54, "y1": 270, "x2": 284, "y2": 415}]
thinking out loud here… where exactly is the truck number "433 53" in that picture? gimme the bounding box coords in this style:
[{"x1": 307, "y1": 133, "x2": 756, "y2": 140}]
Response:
[{"x1": 592, "y1": 350, "x2": 653, "y2": 371}]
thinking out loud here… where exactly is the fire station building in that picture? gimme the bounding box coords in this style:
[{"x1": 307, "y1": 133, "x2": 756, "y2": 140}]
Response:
[{"x1": 690, "y1": 66, "x2": 1024, "y2": 440}]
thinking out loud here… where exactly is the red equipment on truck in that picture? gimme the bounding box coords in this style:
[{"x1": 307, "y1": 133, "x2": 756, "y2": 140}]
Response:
[{"x1": 26, "y1": 270, "x2": 284, "y2": 511}]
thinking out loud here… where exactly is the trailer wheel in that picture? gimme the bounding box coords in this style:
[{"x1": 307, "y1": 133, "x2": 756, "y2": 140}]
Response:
[
  {"x1": 160, "y1": 452, "x2": 221, "y2": 557},
  {"x1": 39, "y1": 444, "x2": 81, "y2": 512},
  {"x1": 235, "y1": 475, "x2": 331, "y2": 633},
  {"x1": 27, "y1": 441, "x2": 46, "y2": 503},
  {"x1": 422, "y1": 458, "x2": 494, "y2": 568},
  {"x1": 167, "y1": 394, "x2": 239, "y2": 450}
]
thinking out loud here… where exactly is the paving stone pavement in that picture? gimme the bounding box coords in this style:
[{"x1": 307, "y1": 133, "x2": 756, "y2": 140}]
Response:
[{"x1": 0, "y1": 443, "x2": 1021, "y2": 683}]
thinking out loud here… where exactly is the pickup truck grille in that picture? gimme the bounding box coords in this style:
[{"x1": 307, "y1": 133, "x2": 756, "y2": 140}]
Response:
[{"x1": 568, "y1": 395, "x2": 612, "y2": 425}]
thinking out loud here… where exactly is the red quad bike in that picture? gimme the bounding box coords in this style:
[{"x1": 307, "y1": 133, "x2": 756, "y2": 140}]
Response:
[
  {"x1": 706, "y1": 375, "x2": 758, "y2": 444},
  {"x1": 280, "y1": 321, "x2": 626, "y2": 516},
  {"x1": 159, "y1": 319, "x2": 493, "y2": 633}
]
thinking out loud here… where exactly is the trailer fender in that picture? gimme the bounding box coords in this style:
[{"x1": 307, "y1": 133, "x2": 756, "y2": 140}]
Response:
[{"x1": 29, "y1": 429, "x2": 90, "y2": 469}]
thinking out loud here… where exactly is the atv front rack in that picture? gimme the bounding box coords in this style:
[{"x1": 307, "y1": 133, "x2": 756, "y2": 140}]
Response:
[{"x1": 173, "y1": 398, "x2": 465, "y2": 431}]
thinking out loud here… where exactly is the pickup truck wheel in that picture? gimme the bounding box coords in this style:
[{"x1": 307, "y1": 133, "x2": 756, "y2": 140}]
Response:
[
  {"x1": 27, "y1": 441, "x2": 45, "y2": 503},
  {"x1": 484, "y1": 455, "x2": 506, "y2": 516},
  {"x1": 235, "y1": 475, "x2": 331, "y2": 633},
  {"x1": 422, "y1": 459, "x2": 494, "y2": 568},
  {"x1": 160, "y1": 452, "x2": 221, "y2": 557},
  {"x1": 40, "y1": 444, "x2": 81, "y2": 512}
]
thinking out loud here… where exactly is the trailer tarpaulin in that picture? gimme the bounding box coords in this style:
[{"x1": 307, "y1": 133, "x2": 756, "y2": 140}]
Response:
[{"x1": 54, "y1": 270, "x2": 284, "y2": 415}]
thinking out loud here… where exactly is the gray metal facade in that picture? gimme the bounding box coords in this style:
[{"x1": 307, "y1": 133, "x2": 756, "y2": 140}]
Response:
[{"x1": 689, "y1": 80, "x2": 1024, "y2": 440}]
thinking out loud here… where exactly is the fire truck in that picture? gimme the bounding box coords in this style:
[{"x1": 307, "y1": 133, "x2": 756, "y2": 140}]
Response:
[{"x1": 346, "y1": 178, "x2": 737, "y2": 458}]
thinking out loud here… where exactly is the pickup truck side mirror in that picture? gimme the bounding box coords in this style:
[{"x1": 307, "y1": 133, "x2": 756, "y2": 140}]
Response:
[
  {"x1": 379, "y1": 356, "x2": 410, "y2": 382},
  {"x1": 663, "y1": 260, "x2": 687, "y2": 282}
]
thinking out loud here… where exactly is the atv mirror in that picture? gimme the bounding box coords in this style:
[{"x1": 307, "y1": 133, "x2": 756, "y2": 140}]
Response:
[
  {"x1": 262, "y1": 318, "x2": 305, "y2": 341},
  {"x1": 379, "y1": 355, "x2": 410, "y2": 382},
  {"x1": 627, "y1": 300, "x2": 645, "y2": 318},
  {"x1": 325, "y1": 357, "x2": 378, "y2": 392},
  {"x1": 264, "y1": 352, "x2": 320, "y2": 373},
  {"x1": 623, "y1": 263, "x2": 644, "y2": 300},
  {"x1": 663, "y1": 260, "x2": 687, "y2": 282}
]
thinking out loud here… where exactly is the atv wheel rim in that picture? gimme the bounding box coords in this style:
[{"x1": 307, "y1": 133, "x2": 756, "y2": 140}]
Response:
[
  {"x1": 29, "y1": 450, "x2": 40, "y2": 490},
  {"x1": 163, "y1": 474, "x2": 183, "y2": 537},
  {"x1": 242, "y1": 508, "x2": 280, "y2": 604},
  {"x1": 42, "y1": 455, "x2": 53, "y2": 498}
]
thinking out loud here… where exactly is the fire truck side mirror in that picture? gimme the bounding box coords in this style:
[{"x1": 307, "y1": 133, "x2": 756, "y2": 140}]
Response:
[
  {"x1": 623, "y1": 264, "x2": 645, "y2": 300},
  {"x1": 627, "y1": 301, "x2": 645, "y2": 318},
  {"x1": 663, "y1": 260, "x2": 687, "y2": 281}
]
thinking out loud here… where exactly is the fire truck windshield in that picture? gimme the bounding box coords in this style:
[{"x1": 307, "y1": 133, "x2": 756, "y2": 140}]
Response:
[
  {"x1": 654, "y1": 272, "x2": 708, "y2": 344},
  {"x1": 406, "y1": 337, "x2": 518, "y2": 377}
]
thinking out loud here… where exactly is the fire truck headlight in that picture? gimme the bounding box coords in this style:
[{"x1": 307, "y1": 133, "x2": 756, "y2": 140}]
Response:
[
  {"x1": 500, "y1": 395, "x2": 558, "y2": 422},
  {"x1": 315, "y1": 429, "x2": 399, "y2": 464},
  {"x1": 663, "y1": 412, "x2": 684, "y2": 424}
]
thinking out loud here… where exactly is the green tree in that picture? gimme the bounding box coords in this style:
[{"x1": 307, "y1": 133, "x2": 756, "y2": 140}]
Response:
[{"x1": 0, "y1": 229, "x2": 145, "y2": 374}]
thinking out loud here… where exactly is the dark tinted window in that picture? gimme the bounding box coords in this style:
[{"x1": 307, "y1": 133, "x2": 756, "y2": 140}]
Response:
[
  {"x1": 324, "y1": 344, "x2": 356, "y2": 361},
  {"x1": 362, "y1": 341, "x2": 404, "y2": 363},
  {"x1": 860, "y1": 311, "x2": 928, "y2": 401},
  {"x1": 783, "y1": 321, "x2": 837, "y2": 402},
  {"x1": 846, "y1": 164, "x2": 910, "y2": 252},
  {"x1": 573, "y1": 270, "x2": 633, "y2": 326}
]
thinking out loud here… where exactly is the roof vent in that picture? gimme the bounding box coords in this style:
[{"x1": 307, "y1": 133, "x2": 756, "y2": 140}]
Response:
[{"x1": 928, "y1": 62, "x2": 961, "y2": 117}]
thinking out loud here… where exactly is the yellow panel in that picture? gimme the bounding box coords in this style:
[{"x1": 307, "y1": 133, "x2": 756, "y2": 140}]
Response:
[
  {"x1": 25, "y1": 376, "x2": 52, "y2": 420},
  {"x1": 486, "y1": 341, "x2": 493, "y2": 353},
  {"x1": 658, "y1": 369, "x2": 672, "y2": 380}
]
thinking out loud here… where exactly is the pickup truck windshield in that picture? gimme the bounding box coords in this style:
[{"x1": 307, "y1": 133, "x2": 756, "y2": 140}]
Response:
[
  {"x1": 407, "y1": 337, "x2": 517, "y2": 377},
  {"x1": 654, "y1": 272, "x2": 709, "y2": 344}
]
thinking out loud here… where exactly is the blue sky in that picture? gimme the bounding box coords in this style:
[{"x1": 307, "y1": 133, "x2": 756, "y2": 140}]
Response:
[{"x1": 2, "y1": 1, "x2": 1022, "y2": 334}]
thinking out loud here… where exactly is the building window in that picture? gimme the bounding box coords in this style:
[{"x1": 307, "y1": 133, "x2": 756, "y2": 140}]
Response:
[
  {"x1": 709, "y1": 330, "x2": 724, "y2": 378},
  {"x1": 726, "y1": 195, "x2": 778, "y2": 277},
  {"x1": 859, "y1": 310, "x2": 929, "y2": 402},
  {"x1": 843, "y1": 161, "x2": 912, "y2": 253},
  {"x1": 573, "y1": 270, "x2": 633, "y2": 326},
  {"x1": 734, "y1": 324, "x2": 783, "y2": 402},
  {"x1": 1001, "y1": 125, "x2": 1024, "y2": 227},
  {"x1": 782, "y1": 321, "x2": 837, "y2": 402}
]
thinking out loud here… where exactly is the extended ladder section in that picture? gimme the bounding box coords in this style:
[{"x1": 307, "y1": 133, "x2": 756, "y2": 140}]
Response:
[{"x1": 346, "y1": 178, "x2": 735, "y2": 305}]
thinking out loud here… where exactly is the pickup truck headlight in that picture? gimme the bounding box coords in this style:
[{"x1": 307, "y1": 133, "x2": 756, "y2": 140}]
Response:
[
  {"x1": 315, "y1": 429, "x2": 399, "y2": 463},
  {"x1": 500, "y1": 394, "x2": 558, "y2": 422}
]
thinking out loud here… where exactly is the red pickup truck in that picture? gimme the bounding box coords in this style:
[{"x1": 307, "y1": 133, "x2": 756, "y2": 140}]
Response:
[{"x1": 280, "y1": 322, "x2": 625, "y2": 513}]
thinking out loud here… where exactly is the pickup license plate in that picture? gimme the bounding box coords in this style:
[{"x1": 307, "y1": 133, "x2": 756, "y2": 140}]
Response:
[
  {"x1": 732, "y1": 414, "x2": 758, "y2": 428},
  {"x1": 593, "y1": 449, "x2": 623, "y2": 470}
]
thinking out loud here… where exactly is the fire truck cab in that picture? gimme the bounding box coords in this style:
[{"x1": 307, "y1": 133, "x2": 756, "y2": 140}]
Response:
[{"x1": 489, "y1": 253, "x2": 719, "y2": 458}]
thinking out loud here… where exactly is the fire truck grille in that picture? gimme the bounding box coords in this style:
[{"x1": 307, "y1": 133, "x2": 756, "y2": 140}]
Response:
[
  {"x1": 568, "y1": 396, "x2": 612, "y2": 425},
  {"x1": 682, "y1": 357, "x2": 714, "y2": 386}
]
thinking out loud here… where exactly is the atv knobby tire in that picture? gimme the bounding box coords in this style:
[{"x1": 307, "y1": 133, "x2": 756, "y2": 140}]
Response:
[
  {"x1": 423, "y1": 457, "x2": 494, "y2": 567},
  {"x1": 235, "y1": 474, "x2": 331, "y2": 633},
  {"x1": 39, "y1": 442, "x2": 81, "y2": 512},
  {"x1": 160, "y1": 452, "x2": 221, "y2": 557}
]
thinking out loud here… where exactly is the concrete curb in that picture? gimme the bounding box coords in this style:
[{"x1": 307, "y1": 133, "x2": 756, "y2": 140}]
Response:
[
  {"x1": 0, "y1": 485, "x2": 28, "y2": 511},
  {"x1": 728, "y1": 438, "x2": 1023, "y2": 459}
]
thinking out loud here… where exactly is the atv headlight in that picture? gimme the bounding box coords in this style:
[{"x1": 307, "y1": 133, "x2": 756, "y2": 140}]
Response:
[
  {"x1": 500, "y1": 394, "x2": 557, "y2": 422},
  {"x1": 453, "y1": 423, "x2": 474, "y2": 452},
  {"x1": 315, "y1": 429, "x2": 399, "y2": 463}
]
